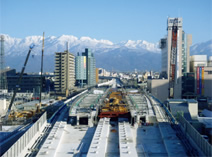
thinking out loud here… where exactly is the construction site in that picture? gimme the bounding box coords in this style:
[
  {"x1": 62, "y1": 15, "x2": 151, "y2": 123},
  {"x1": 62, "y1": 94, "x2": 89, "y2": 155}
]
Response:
[
  {"x1": 34, "y1": 83, "x2": 208, "y2": 157},
  {"x1": 0, "y1": 70, "x2": 212, "y2": 156},
  {"x1": 0, "y1": 17, "x2": 212, "y2": 156}
]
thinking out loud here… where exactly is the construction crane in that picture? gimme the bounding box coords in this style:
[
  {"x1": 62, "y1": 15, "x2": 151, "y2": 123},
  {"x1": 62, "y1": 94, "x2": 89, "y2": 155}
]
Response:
[
  {"x1": 169, "y1": 18, "x2": 178, "y2": 98},
  {"x1": 38, "y1": 32, "x2": 45, "y2": 113},
  {"x1": 4, "y1": 44, "x2": 35, "y2": 122}
]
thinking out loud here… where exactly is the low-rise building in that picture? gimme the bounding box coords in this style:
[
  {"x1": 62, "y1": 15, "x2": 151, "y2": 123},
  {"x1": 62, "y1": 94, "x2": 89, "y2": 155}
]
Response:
[
  {"x1": 98, "y1": 68, "x2": 110, "y2": 77},
  {"x1": 3, "y1": 69, "x2": 46, "y2": 93},
  {"x1": 147, "y1": 79, "x2": 169, "y2": 102},
  {"x1": 165, "y1": 99, "x2": 198, "y2": 121},
  {"x1": 190, "y1": 55, "x2": 212, "y2": 100}
]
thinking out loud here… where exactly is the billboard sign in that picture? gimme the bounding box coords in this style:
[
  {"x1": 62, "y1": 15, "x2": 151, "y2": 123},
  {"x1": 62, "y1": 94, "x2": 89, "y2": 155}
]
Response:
[
  {"x1": 84, "y1": 56, "x2": 86, "y2": 69},
  {"x1": 202, "y1": 67, "x2": 204, "y2": 94},
  {"x1": 196, "y1": 66, "x2": 204, "y2": 95},
  {"x1": 196, "y1": 67, "x2": 200, "y2": 94},
  {"x1": 199, "y1": 67, "x2": 202, "y2": 94}
]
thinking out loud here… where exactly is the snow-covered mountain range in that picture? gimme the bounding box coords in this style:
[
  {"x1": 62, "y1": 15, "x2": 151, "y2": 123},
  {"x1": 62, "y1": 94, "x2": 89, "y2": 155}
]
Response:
[
  {"x1": 1, "y1": 34, "x2": 212, "y2": 72},
  {"x1": 3, "y1": 34, "x2": 160, "y2": 56},
  {"x1": 190, "y1": 40, "x2": 212, "y2": 56}
]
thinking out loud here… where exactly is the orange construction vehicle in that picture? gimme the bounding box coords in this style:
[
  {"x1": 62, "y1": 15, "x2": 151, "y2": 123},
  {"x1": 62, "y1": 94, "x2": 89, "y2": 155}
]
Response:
[{"x1": 99, "y1": 91, "x2": 129, "y2": 118}]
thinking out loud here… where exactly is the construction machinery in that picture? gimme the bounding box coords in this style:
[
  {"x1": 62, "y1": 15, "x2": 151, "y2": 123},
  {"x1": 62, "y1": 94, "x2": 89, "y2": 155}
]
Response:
[
  {"x1": 4, "y1": 44, "x2": 35, "y2": 123},
  {"x1": 8, "y1": 110, "x2": 36, "y2": 121},
  {"x1": 99, "y1": 90, "x2": 129, "y2": 118},
  {"x1": 169, "y1": 18, "x2": 178, "y2": 98},
  {"x1": 38, "y1": 32, "x2": 45, "y2": 113}
]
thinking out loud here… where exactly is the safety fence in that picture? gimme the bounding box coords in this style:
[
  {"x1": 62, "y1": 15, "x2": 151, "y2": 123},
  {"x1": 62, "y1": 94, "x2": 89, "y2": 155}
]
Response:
[
  {"x1": 2, "y1": 112, "x2": 47, "y2": 157},
  {"x1": 178, "y1": 114, "x2": 212, "y2": 156}
]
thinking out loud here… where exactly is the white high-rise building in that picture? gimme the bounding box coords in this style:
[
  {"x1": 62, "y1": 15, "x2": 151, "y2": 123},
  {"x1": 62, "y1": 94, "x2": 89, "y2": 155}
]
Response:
[{"x1": 160, "y1": 17, "x2": 192, "y2": 98}]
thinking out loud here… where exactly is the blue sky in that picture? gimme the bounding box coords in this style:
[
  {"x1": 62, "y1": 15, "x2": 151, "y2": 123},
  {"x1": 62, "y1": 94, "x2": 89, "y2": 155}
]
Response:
[{"x1": 0, "y1": 0, "x2": 211, "y2": 44}]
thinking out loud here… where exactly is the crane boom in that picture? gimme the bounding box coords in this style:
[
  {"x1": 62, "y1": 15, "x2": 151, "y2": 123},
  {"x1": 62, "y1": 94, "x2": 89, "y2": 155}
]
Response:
[
  {"x1": 38, "y1": 32, "x2": 45, "y2": 112},
  {"x1": 4, "y1": 44, "x2": 35, "y2": 122}
]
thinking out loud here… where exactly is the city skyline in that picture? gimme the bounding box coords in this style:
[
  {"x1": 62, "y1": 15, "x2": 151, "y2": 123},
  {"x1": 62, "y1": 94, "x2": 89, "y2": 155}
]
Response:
[{"x1": 1, "y1": 0, "x2": 212, "y2": 44}]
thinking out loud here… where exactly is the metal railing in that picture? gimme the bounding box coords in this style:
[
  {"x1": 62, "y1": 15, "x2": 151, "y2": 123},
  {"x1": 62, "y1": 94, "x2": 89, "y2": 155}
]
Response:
[
  {"x1": 148, "y1": 94, "x2": 176, "y2": 124},
  {"x1": 2, "y1": 112, "x2": 47, "y2": 157}
]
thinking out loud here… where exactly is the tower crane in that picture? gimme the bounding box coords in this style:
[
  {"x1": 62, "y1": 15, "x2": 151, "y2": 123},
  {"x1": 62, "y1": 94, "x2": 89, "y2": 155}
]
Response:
[
  {"x1": 169, "y1": 18, "x2": 178, "y2": 98},
  {"x1": 38, "y1": 32, "x2": 45, "y2": 113}
]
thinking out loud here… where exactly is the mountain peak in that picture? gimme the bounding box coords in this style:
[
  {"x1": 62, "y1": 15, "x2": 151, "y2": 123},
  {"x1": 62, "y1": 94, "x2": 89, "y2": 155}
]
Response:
[
  {"x1": 2, "y1": 34, "x2": 211, "y2": 72},
  {"x1": 80, "y1": 36, "x2": 92, "y2": 41},
  {"x1": 190, "y1": 39, "x2": 212, "y2": 56},
  {"x1": 58, "y1": 35, "x2": 78, "y2": 42},
  {"x1": 121, "y1": 39, "x2": 159, "y2": 52}
]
